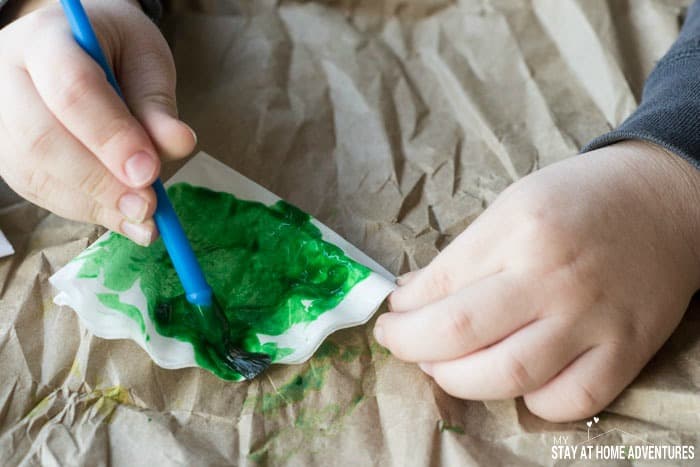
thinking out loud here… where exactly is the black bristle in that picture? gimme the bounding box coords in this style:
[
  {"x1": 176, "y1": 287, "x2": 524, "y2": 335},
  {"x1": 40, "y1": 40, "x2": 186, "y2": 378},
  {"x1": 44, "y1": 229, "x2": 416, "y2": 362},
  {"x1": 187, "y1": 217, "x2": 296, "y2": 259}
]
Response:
[{"x1": 224, "y1": 348, "x2": 272, "y2": 380}]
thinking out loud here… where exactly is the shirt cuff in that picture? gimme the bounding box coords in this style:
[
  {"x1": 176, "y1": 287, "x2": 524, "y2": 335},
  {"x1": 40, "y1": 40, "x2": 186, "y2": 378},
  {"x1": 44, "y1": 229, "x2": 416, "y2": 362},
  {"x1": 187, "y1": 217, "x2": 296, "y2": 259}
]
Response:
[
  {"x1": 582, "y1": 1, "x2": 700, "y2": 171},
  {"x1": 581, "y1": 47, "x2": 700, "y2": 171}
]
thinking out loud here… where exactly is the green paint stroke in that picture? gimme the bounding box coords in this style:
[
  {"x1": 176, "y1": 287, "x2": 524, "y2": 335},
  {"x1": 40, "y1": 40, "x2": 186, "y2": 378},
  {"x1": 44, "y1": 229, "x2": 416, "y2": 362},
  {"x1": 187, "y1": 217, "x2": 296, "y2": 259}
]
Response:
[
  {"x1": 77, "y1": 183, "x2": 371, "y2": 380},
  {"x1": 97, "y1": 293, "x2": 146, "y2": 335}
]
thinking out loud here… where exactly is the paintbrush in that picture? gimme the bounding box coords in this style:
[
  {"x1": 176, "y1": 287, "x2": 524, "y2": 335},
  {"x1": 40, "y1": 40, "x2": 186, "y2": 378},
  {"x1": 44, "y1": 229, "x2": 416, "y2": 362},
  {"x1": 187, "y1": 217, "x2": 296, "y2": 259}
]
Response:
[{"x1": 59, "y1": 0, "x2": 270, "y2": 380}]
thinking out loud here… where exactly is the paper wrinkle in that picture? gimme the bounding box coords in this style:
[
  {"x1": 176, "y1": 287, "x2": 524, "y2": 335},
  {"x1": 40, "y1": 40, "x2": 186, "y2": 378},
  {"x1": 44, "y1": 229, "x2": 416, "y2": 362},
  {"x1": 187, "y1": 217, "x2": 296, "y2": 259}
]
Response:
[
  {"x1": 1, "y1": 0, "x2": 698, "y2": 465},
  {"x1": 533, "y1": 0, "x2": 639, "y2": 127}
]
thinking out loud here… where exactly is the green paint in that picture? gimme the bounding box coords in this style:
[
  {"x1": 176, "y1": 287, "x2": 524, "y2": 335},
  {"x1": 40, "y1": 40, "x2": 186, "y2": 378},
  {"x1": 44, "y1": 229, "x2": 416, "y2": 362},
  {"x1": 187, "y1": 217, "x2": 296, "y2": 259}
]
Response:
[
  {"x1": 260, "y1": 342, "x2": 339, "y2": 412},
  {"x1": 245, "y1": 340, "x2": 370, "y2": 463},
  {"x1": 77, "y1": 183, "x2": 371, "y2": 380},
  {"x1": 248, "y1": 401, "x2": 364, "y2": 463},
  {"x1": 340, "y1": 344, "x2": 362, "y2": 362},
  {"x1": 97, "y1": 293, "x2": 146, "y2": 334},
  {"x1": 314, "y1": 341, "x2": 341, "y2": 359},
  {"x1": 438, "y1": 420, "x2": 465, "y2": 434}
]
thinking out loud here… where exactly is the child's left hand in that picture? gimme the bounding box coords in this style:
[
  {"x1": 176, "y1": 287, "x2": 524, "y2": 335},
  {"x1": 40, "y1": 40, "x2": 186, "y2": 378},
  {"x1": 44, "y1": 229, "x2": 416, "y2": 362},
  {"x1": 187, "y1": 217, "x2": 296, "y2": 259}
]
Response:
[{"x1": 374, "y1": 140, "x2": 700, "y2": 422}]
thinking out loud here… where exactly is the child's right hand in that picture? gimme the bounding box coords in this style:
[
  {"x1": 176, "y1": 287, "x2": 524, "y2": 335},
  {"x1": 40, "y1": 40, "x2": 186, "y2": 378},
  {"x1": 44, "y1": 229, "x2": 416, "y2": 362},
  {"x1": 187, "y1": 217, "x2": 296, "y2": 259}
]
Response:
[{"x1": 0, "y1": 0, "x2": 196, "y2": 245}]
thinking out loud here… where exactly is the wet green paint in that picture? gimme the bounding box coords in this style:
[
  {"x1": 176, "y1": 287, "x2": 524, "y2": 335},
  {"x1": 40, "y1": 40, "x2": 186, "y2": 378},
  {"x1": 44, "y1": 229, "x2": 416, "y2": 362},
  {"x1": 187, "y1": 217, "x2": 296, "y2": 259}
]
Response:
[
  {"x1": 77, "y1": 183, "x2": 371, "y2": 380},
  {"x1": 97, "y1": 293, "x2": 146, "y2": 335}
]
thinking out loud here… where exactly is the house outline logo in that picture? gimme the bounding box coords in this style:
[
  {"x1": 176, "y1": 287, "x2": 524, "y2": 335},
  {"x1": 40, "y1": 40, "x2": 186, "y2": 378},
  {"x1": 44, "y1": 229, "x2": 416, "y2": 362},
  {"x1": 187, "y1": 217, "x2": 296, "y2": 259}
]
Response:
[
  {"x1": 550, "y1": 415, "x2": 696, "y2": 462},
  {"x1": 576, "y1": 427, "x2": 656, "y2": 447},
  {"x1": 578, "y1": 415, "x2": 655, "y2": 445}
]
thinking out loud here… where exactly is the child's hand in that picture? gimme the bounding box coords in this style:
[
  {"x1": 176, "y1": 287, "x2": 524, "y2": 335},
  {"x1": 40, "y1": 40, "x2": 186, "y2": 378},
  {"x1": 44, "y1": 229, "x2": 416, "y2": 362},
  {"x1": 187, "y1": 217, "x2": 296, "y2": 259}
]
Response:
[
  {"x1": 375, "y1": 140, "x2": 700, "y2": 422},
  {"x1": 0, "y1": 0, "x2": 195, "y2": 245}
]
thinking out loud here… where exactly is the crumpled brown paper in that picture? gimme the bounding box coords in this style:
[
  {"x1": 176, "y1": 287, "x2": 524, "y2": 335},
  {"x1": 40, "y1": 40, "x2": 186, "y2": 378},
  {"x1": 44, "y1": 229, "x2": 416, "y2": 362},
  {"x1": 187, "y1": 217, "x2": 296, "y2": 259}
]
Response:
[{"x1": 1, "y1": 0, "x2": 699, "y2": 465}]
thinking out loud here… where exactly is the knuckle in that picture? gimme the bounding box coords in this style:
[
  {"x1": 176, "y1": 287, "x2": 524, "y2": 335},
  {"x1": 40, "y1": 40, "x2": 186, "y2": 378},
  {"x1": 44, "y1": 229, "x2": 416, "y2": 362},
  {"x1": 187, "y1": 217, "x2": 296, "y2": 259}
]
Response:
[
  {"x1": 425, "y1": 267, "x2": 453, "y2": 299},
  {"x1": 502, "y1": 351, "x2": 535, "y2": 395},
  {"x1": 123, "y1": 47, "x2": 175, "y2": 83},
  {"x1": 610, "y1": 310, "x2": 652, "y2": 348},
  {"x1": 446, "y1": 306, "x2": 476, "y2": 344},
  {"x1": 56, "y1": 67, "x2": 102, "y2": 113},
  {"x1": 519, "y1": 205, "x2": 561, "y2": 244},
  {"x1": 27, "y1": 125, "x2": 56, "y2": 156},
  {"x1": 87, "y1": 201, "x2": 107, "y2": 226},
  {"x1": 24, "y1": 169, "x2": 53, "y2": 200},
  {"x1": 140, "y1": 89, "x2": 176, "y2": 112},
  {"x1": 96, "y1": 116, "x2": 139, "y2": 153},
  {"x1": 564, "y1": 382, "x2": 600, "y2": 420},
  {"x1": 77, "y1": 168, "x2": 115, "y2": 202},
  {"x1": 517, "y1": 206, "x2": 582, "y2": 276}
]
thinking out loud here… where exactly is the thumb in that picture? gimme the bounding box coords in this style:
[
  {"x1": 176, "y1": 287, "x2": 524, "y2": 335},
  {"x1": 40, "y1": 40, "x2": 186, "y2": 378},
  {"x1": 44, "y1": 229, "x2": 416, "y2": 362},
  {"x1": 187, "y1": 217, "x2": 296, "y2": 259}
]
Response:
[{"x1": 118, "y1": 20, "x2": 196, "y2": 160}]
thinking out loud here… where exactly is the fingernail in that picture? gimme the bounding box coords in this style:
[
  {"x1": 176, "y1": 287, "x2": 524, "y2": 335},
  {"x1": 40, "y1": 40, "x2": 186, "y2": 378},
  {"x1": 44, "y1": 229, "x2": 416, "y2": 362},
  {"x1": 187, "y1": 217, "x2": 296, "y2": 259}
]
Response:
[
  {"x1": 183, "y1": 122, "x2": 197, "y2": 145},
  {"x1": 125, "y1": 151, "x2": 157, "y2": 185},
  {"x1": 418, "y1": 362, "x2": 433, "y2": 376},
  {"x1": 373, "y1": 325, "x2": 385, "y2": 347},
  {"x1": 121, "y1": 220, "x2": 153, "y2": 246},
  {"x1": 118, "y1": 193, "x2": 148, "y2": 222}
]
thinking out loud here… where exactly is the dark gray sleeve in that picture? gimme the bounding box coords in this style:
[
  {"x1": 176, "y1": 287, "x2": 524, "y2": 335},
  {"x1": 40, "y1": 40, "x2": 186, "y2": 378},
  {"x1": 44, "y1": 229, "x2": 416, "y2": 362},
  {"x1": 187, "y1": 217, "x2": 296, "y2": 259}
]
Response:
[
  {"x1": 582, "y1": 1, "x2": 700, "y2": 169},
  {"x1": 0, "y1": 1, "x2": 162, "y2": 22},
  {"x1": 138, "y1": 0, "x2": 163, "y2": 23}
]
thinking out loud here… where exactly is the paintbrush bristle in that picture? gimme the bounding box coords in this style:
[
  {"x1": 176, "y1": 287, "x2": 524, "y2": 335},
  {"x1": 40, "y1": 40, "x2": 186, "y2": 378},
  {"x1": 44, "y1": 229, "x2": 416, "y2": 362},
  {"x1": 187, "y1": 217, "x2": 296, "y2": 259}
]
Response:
[{"x1": 224, "y1": 348, "x2": 272, "y2": 380}]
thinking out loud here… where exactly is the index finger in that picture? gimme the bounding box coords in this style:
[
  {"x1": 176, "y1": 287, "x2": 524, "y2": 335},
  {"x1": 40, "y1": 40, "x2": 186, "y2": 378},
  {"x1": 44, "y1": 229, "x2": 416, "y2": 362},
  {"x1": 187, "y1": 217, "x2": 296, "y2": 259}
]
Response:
[
  {"x1": 25, "y1": 29, "x2": 160, "y2": 188},
  {"x1": 377, "y1": 272, "x2": 535, "y2": 362},
  {"x1": 390, "y1": 216, "x2": 503, "y2": 313}
]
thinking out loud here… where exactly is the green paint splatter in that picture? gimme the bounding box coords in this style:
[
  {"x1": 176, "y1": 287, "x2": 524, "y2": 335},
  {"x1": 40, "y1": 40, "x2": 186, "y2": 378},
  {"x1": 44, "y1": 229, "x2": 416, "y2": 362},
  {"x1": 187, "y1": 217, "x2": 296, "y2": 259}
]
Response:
[
  {"x1": 244, "y1": 340, "x2": 370, "y2": 463},
  {"x1": 260, "y1": 342, "x2": 339, "y2": 413},
  {"x1": 97, "y1": 293, "x2": 146, "y2": 334},
  {"x1": 77, "y1": 183, "x2": 371, "y2": 380},
  {"x1": 340, "y1": 344, "x2": 362, "y2": 362},
  {"x1": 248, "y1": 400, "x2": 365, "y2": 463},
  {"x1": 438, "y1": 420, "x2": 465, "y2": 434},
  {"x1": 315, "y1": 341, "x2": 341, "y2": 359},
  {"x1": 262, "y1": 365, "x2": 330, "y2": 412}
]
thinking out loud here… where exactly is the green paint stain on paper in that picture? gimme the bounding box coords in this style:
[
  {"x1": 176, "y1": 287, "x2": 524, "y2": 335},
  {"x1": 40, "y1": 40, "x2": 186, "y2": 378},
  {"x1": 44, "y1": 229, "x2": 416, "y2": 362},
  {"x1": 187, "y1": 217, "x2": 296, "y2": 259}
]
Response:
[
  {"x1": 248, "y1": 398, "x2": 365, "y2": 463},
  {"x1": 438, "y1": 420, "x2": 465, "y2": 434},
  {"x1": 260, "y1": 342, "x2": 340, "y2": 413},
  {"x1": 244, "y1": 340, "x2": 370, "y2": 464},
  {"x1": 262, "y1": 367, "x2": 329, "y2": 412},
  {"x1": 340, "y1": 344, "x2": 362, "y2": 362},
  {"x1": 77, "y1": 183, "x2": 370, "y2": 380}
]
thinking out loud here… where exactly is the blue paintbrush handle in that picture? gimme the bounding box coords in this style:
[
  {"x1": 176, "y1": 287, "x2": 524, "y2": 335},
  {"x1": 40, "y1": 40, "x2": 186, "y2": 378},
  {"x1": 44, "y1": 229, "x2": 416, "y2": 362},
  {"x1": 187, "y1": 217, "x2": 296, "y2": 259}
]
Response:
[{"x1": 60, "y1": 0, "x2": 213, "y2": 306}]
